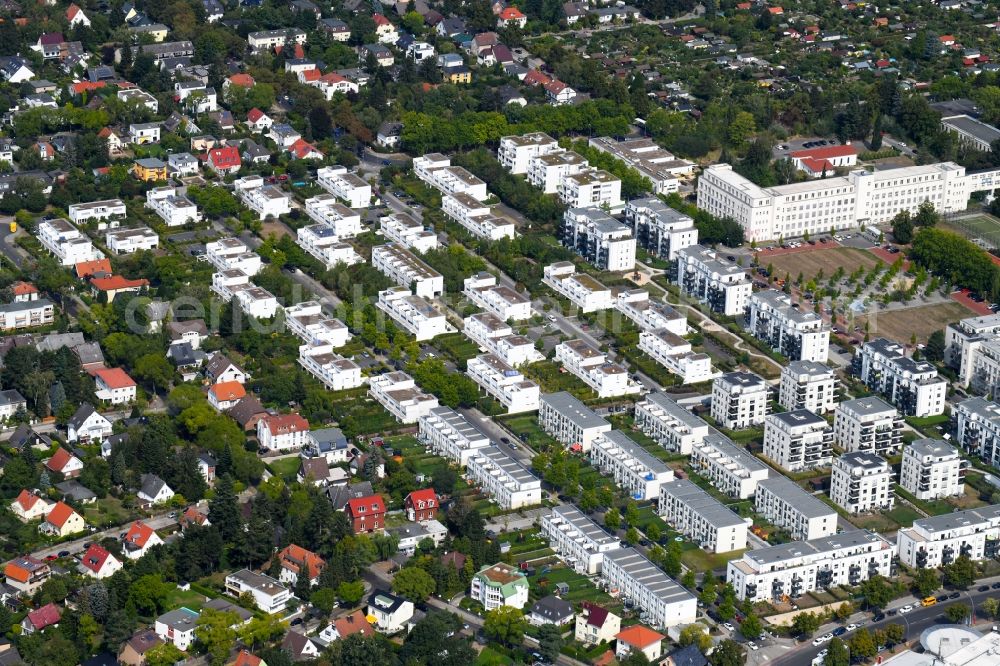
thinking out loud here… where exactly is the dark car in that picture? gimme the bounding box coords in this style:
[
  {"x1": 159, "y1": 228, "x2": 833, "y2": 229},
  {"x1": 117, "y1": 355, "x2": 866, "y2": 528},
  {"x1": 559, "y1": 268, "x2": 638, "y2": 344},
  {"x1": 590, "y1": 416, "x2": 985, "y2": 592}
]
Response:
[
  {"x1": 290, "y1": 618, "x2": 303, "y2": 626},
  {"x1": 873, "y1": 613, "x2": 885, "y2": 622},
  {"x1": 500, "y1": 437, "x2": 510, "y2": 444},
  {"x1": 936, "y1": 595, "x2": 948, "y2": 602},
  {"x1": 57, "y1": 550, "x2": 70, "y2": 558},
  {"x1": 979, "y1": 586, "x2": 990, "y2": 592},
  {"x1": 887, "y1": 609, "x2": 898, "y2": 616},
  {"x1": 833, "y1": 628, "x2": 847, "y2": 637},
  {"x1": 992, "y1": 583, "x2": 1000, "y2": 590},
  {"x1": 949, "y1": 592, "x2": 961, "y2": 599}
]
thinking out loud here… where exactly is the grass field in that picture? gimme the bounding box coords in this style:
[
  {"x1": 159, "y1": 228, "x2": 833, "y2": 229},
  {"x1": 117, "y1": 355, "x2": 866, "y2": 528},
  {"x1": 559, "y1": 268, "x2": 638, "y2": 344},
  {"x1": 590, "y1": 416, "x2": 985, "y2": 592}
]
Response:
[
  {"x1": 475, "y1": 646, "x2": 513, "y2": 666},
  {"x1": 268, "y1": 456, "x2": 301, "y2": 481},
  {"x1": 942, "y1": 214, "x2": 1000, "y2": 249},
  {"x1": 163, "y1": 587, "x2": 209, "y2": 611},
  {"x1": 765, "y1": 247, "x2": 882, "y2": 280},
  {"x1": 499, "y1": 414, "x2": 560, "y2": 451},
  {"x1": 856, "y1": 301, "x2": 974, "y2": 344}
]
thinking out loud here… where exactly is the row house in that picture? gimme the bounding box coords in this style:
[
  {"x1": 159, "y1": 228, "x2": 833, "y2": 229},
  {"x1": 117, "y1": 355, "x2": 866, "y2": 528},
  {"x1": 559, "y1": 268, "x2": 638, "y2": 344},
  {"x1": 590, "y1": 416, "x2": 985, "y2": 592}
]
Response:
[
  {"x1": 418, "y1": 405, "x2": 490, "y2": 466},
  {"x1": 372, "y1": 243, "x2": 444, "y2": 299},
  {"x1": 538, "y1": 391, "x2": 611, "y2": 451},
  {"x1": 106, "y1": 227, "x2": 159, "y2": 255},
  {"x1": 466, "y1": 446, "x2": 542, "y2": 509},
  {"x1": 466, "y1": 353, "x2": 540, "y2": 413},
  {"x1": 304, "y1": 194, "x2": 363, "y2": 238},
  {"x1": 441, "y1": 192, "x2": 515, "y2": 240},
  {"x1": 754, "y1": 476, "x2": 837, "y2": 541},
  {"x1": 541, "y1": 504, "x2": 621, "y2": 575},
  {"x1": 690, "y1": 433, "x2": 770, "y2": 499},
  {"x1": 463, "y1": 273, "x2": 532, "y2": 322},
  {"x1": 658, "y1": 479, "x2": 748, "y2": 554},
  {"x1": 298, "y1": 343, "x2": 365, "y2": 391},
  {"x1": 316, "y1": 166, "x2": 372, "y2": 209},
  {"x1": 283, "y1": 301, "x2": 350, "y2": 348},
  {"x1": 555, "y1": 339, "x2": 642, "y2": 398},
  {"x1": 633, "y1": 392, "x2": 709, "y2": 455},
  {"x1": 589, "y1": 430, "x2": 673, "y2": 501},
  {"x1": 542, "y1": 262, "x2": 614, "y2": 313},
  {"x1": 37, "y1": 218, "x2": 102, "y2": 266},
  {"x1": 462, "y1": 312, "x2": 544, "y2": 366},
  {"x1": 206, "y1": 237, "x2": 262, "y2": 276},
  {"x1": 368, "y1": 371, "x2": 439, "y2": 423},
  {"x1": 377, "y1": 287, "x2": 448, "y2": 341},
  {"x1": 380, "y1": 212, "x2": 438, "y2": 252},
  {"x1": 638, "y1": 328, "x2": 717, "y2": 384},
  {"x1": 233, "y1": 176, "x2": 292, "y2": 220},
  {"x1": 145, "y1": 187, "x2": 201, "y2": 227},
  {"x1": 413, "y1": 153, "x2": 489, "y2": 200},
  {"x1": 296, "y1": 224, "x2": 363, "y2": 269},
  {"x1": 68, "y1": 199, "x2": 126, "y2": 225}
]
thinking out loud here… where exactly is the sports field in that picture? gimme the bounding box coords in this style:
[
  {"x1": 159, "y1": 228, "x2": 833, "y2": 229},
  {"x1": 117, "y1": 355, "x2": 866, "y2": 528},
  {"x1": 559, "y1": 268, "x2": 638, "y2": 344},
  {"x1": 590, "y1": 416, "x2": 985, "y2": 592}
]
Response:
[
  {"x1": 942, "y1": 214, "x2": 1000, "y2": 249},
  {"x1": 764, "y1": 247, "x2": 882, "y2": 279},
  {"x1": 855, "y1": 301, "x2": 974, "y2": 343}
]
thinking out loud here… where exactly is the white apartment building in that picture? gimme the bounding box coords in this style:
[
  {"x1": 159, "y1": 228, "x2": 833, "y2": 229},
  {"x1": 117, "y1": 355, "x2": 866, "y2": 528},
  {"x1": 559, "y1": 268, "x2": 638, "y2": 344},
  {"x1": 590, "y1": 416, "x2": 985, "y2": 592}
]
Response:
[
  {"x1": 763, "y1": 410, "x2": 833, "y2": 472},
  {"x1": 690, "y1": 434, "x2": 771, "y2": 499},
  {"x1": 639, "y1": 328, "x2": 717, "y2": 384},
  {"x1": 68, "y1": 199, "x2": 126, "y2": 225},
  {"x1": 303, "y1": 194, "x2": 363, "y2": 238},
  {"x1": 589, "y1": 430, "x2": 674, "y2": 501},
  {"x1": 224, "y1": 569, "x2": 291, "y2": 614},
  {"x1": 368, "y1": 371, "x2": 439, "y2": 423},
  {"x1": 831, "y1": 451, "x2": 894, "y2": 514},
  {"x1": 211, "y1": 270, "x2": 278, "y2": 319},
  {"x1": 205, "y1": 238, "x2": 262, "y2": 276},
  {"x1": 37, "y1": 218, "x2": 102, "y2": 266},
  {"x1": 555, "y1": 339, "x2": 642, "y2": 398},
  {"x1": 755, "y1": 476, "x2": 838, "y2": 541},
  {"x1": 624, "y1": 198, "x2": 698, "y2": 262},
  {"x1": 298, "y1": 343, "x2": 364, "y2": 391},
  {"x1": 634, "y1": 392, "x2": 710, "y2": 455},
  {"x1": 853, "y1": 338, "x2": 947, "y2": 417},
  {"x1": 316, "y1": 166, "x2": 371, "y2": 208},
  {"x1": 106, "y1": 227, "x2": 159, "y2": 254},
  {"x1": 941, "y1": 115, "x2": 1000, "y2": 152},
  {"x1": 379, "y1": 213, "x2": 438, "y2": 252},
  {"x1": 658, "y1": 479, "x2": 748, "y2": 554},
  {"x1": 376, "y1": 287, "x2": 447, "y2": 341},
  {"x1": 234, "y1": 176, "x2": 291, "y2": 220},
  {"x1": 747, "y1": 290, "x2": 830, "y2": 362},
  {"x1": 466, "y1": 446, "x2": 542, "y2": 509},
  {"x1": 897, "y1": 504, "x2": 1000, "y2": 568},
  {"x1": 589, "y1": 137, "x2": 695, "y2": 194},
  {"x1": 247, "y1": 27, "x2": 307, "y2": 52},
  {"x1": 711, "y1": 371, "x2": 769, "y2": 430},
  {"x1": 469, "y1": 563, "x2": 530, "y2": 610},
  {"x1": 601, "y1": 548, "x2": 697, "y2": 630},
  {"x1": 467, "y1": 354, "x2": 540, "y2": 413},
  {"x1": 528, "y1": 150, "x2": 589, "y2": 193},
  {"x1": 463, "y1": 312, "x2": 544, "y2": 366},
  {"x1": 616, "y1": 289, "x2": 687, "y2": 335},
  {"x1": 413, "y1": 153, "x2": 489, "y2": 200},
  {"x1": 559, "y1": 169, "x2": 624, "y2": 210},
  {"x1": 834, "y1": 396, "x2": 904, "y2": 455},
  {"x1": 900, "y1": 438, "x2": 964, "y2": 501},
  {"x1": 296, "y1": 224, "x2": 363, "y2": 269},
  {"x1": 0, "y1": 300, "x2": 54, "y2": 330},
  {"x1": 441, "y1": 192, "x2": 515, "y2": 240},
  {"x1": 538, "y1": 391, "x2": 611, "y2": 452},
  {"x1": 956, "y1": 396, "x2": 1000, "y2": 469},
  {"x1": 145, "y1": 187, "x2": 200, "y2": 227},
  {"x1": 371, "y1": 243, "x2": 444, "y2": 299},
  {"x1": 696, "y1": 161, "x2": 998, "y2": 242},
  {"x1": 560, "y1": 208, "x2": 636, "y2": 271},
  {"x1": 944, "y1": 313, "x2": 1000, "y2": 392},
  {"x1": 463, "y1": 273, "x2": 532, "y2": 322},
  {"x1": 418, "y1": 405, "x2": 490, "y2": 466},
  {"x1": 283, "y1": 301, "x2": 350, "y2": 348},
  {"x1": 541, "y1": 505, "x2": 621, "y2": 575},
  {"x1": 542, "y1": 262, "x2": 614, "y2": 313},
  {"x1": 727, "y1": 530, "x2": 894, "y2": 603},
  {"x1": 674, "y1": 245, "x2": 752, "y2": 317},
  {"x1": 779, "y1": 361, "x2": 837, "y2": 414},
  {"x1": 498, "y1": 132, "x2": 560, "y2": 174}
]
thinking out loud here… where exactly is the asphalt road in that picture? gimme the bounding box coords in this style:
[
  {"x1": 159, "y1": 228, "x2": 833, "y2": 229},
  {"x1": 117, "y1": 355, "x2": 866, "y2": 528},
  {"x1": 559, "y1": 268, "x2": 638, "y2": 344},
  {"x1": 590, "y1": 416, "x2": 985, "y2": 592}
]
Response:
[{"x1": 29, "y1": 511, "x2": 180, "y2": 561}]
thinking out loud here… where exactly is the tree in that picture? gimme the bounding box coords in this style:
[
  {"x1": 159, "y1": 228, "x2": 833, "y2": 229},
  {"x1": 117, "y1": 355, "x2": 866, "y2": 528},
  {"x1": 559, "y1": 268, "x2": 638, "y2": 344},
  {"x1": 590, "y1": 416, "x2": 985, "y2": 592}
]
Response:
[
  {"x1": 912, "y1": 568, "x2": 940, "y2": 597},
  {"x1": 834, "y1": 602, "x2": 854, "y2": 621},
  {"x1": 538, "y1": 624, "x2": 564, "y2": 663},
  {"x1": 792, "y1": 611, "x2": 823, "y2": 636},
  {"x1": 208, "y1": 474, "x2": 241, "y2": 540},
  {"x1": 946, "y1": 603, "x2": 971, "y2": 623},
  {"x1": 740, "y1": 613, "x2": 763, "y2": 639},
  {"x1": 824, "y1": 637, "x2": 850, "y2": 666},
  {"x1": 883, "y1": 623, "x2": 905, "y2": 646},
  {"x1": 891, "y1": 210, "x2": 914, "y2": 244},
  {"x1": 145, "y1": 643, "x2": 185, "y2": 666},
  {"x1": 400, "y1": 612, "x2": 474, "y2": 666},
  {"x1": 195, "y1": 609, "x2": 239, "y2": 666},
  {"x1": 943, "y1": 556, "x2": 977, "y2": 590},
  {"x1": 848, "y1": 629, "x2": 877, "y2": 660},
  {"x1": 338, "y1": 580, "x2": 366, "y2": 606},
  {"x1": 926, "y1": 330, "x2": 946, "y2": 362},
  {"x1": 483, "y1": 606, "x2": 527, "y2": 646},
  {"x1": 981, "y1": 597, "x2": 1000, "y2": 620},
  {"x1": 604, "y1": 507, "x2": 620, "y2": 530},
  {"x1": 128, "y1": 574, "x2": 171, "y2": 616},
  {"x1": 239, "y1": 615, "x2": 287, "y2": 649},
  {"x1": 392, "y1": 566, "x2": 436, "y2": 603},
  {"x1": 678, "y1": 625, "x2": 712, "y2": 651},
  {"x1": 871, "y1": 114, "x2": 884, "y2": 151},
  {"x1": 860, "y1": 576, "x2": 894, "y2": 610},
  {"x1": 709, "y1": 639, "x2": 746, "y2": 666}
]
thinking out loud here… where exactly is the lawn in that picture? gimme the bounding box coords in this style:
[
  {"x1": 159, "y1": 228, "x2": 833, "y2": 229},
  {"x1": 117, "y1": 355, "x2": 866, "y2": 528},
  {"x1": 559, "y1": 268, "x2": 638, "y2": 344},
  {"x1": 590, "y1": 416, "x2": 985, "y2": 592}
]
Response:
[
  {"x1": 885, "y1": 504, "x2": 922, "y2": 527},
  {"x1": 942, "y1": 214, "x2": 1000, "y2": 249},
  {"x1": 434, "y1": 333, "x2": 483, "y2": 367},
  {"x1": 528, "y1": 565, "x2": 618, "y2": 608},
  {"x1": 163, "y1": 587, "x2": 210, "y2": 611},
  {"x1": 268, "y1": 456, "x2": 301, "y2": 481},
  {"x1": 475, "y1": 646, "x2": 513, "y2": 666},
  {"x1": 82, "y1": 497, "x2": 134, "y2": 528},
  {"x1": 498, "y1": 413, "x2": 561, "y2": 451},
  {"x1": 765, "y1": 247, "x2": 882, "y2": 281},
  {"x1": 681, "y1": 546, "x2": 746, "y2": 574},
  {"x1": 521, "y1": 360, "x2": 592, "y2": 398},
  {"x1": 855, "y1": 301, "x2": 975, "y2": 344}
]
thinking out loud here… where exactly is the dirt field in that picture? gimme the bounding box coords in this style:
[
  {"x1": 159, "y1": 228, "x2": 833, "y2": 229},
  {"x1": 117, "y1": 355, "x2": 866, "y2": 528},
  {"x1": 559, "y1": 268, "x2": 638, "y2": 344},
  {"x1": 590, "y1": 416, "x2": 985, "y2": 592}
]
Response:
[
  {"x1": 764, "y1": 247, "x2": 881, "y2": 279},
  {"x1": 261, "y1": 221, "x2": 293, "y2": 240},
  {"x1": 856, "y1": 301, "x2": 974, "y2": 344}
]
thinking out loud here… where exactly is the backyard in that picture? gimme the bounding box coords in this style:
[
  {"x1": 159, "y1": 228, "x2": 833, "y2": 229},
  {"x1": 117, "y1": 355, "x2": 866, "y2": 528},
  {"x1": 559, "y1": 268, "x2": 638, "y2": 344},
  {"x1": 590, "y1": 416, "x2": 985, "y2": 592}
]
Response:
[
  {"x1": 855, "y1": 300, "x2": 974, "y2": 344},
  {"x1": 764, "y1": 246, "x2": 882, "y2": 279}
]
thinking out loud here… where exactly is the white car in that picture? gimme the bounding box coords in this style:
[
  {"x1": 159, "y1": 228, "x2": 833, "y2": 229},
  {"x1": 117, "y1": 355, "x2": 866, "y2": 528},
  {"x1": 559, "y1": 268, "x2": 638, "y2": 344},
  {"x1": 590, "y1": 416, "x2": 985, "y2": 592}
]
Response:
[
  {"x1": 747, "y1": 642, "x2": 759, "y2": 651},
  {"x1": 812, "y1": 638, "x2": 825, "y2": 647},
  {"x1": 899, "y1": 605, "x2": 913, "y2": 615},
  {"x1": 821, "y1": 633, "x2": 834, "y2": 643},
  {"x1": 846, "y1": 624, "x2": 857, "y2": 632},
  {"x1": 723, "y1": 623, "x2": 735, "y2": 632}
]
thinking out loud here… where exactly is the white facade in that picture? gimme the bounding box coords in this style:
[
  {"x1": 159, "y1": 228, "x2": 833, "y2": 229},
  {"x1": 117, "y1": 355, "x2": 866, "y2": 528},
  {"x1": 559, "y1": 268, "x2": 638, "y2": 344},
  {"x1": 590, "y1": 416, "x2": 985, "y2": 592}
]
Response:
[
  {"x1": 234, "y1": 176, "x2": 292, "y2": 220},
  {"x1": 466, "y1": 446, "x2": 542, "y2": 509},
  {"x1": 469, "y1": 563, "x2": 530, "y2": 611},
  {"x1": 441, "y1": 192, "x2": 515, "y2": 240},
  {"x1": 463, "y1": 312, "x2": 544, "y2": 366},
  {"x1": 589, "y1": 137, "x2": 695, "y2": 194},
  {"x1": 206, "y1": 238, "x2": 262, "y2": 276},
  {"x1": 542, "y1": 262, "x2": 614, "y2": 313},
  {"x1": 371, "y1": 243, "x2": 444, "y2": 299},
  {"x1": 527, "y1": 151, "x2": 589, "y2": 194},
  {"x1": 413, "y1": 153, "x2": 489, "y2": 201},
  {"x1": 634, "y1": 392, "x2": 709, "y2": 455},
  {"x1": 897, "y1": 504, "x2": 1000, "y2": 568},
  {"x1": 37, "y1": 218, "x2": 103, "y2": 266},
  {"x1": 376, "y1": 287, "x2": 447, "y2": 341},
  {"x1": 601, "y1": 548, "x2": 697, "y2": 630},
  {"x1": 754, "y1": 476, "x2": 838, "y2": 541},
  {"x1": 418, "y1": 406, "x2": 490, "y2": 467},
  {"x1": 779, "y1": 361, "x2": 837, "y2": 414},
  {"x1": 555, "y1": 339, "x2": 642, "y2": 398},
  {"x1": 224, "y1": 569, "x2": 291, "y2": 613},
  {"x1": 674, "y1": 245, "x2": 752, "y2": 317},
  {"x1": 68, "y1": 199, "x2": 126, "y2": 225},
  {"x1": 283, "y1": 301, "x2": 350, "y2": 348},
  {"x1": 380, "y1": 213, "x2": 438, "y2": 252},
  {"x1": 257, "y1": 414, "x2": 310, "y2": 451},
  {"x1": 316, "y1": 166, "x2": 372, "y2": 209},
  {"x1": 368, "y1": 371, "x2": 439, "y2": 423},
  {"x1": 616, "y1": 289, "x2": 687, "y2": 335},
  {"x1": 944, "y1": 313, "x2": 1000, "y2": 392},
  {"x1": 106, "y1": 227, "x2": 159, "y2": 254},
  {"x1": 211, "y1": 271, "x2": 279, "y2": 319},
  {"x1": 690, "y1": 434, "x2": 770, "y2": 499},
  {"x1": 696, "y1": 161, "x2": 993, "y2": 242},
  {"x1": 711, "y1": 371, "x2": 769, "y2": 430},
  {"x1": 247, "y1": 28, "x2": 306, "y2": 52},
  {"x1": 296, "y1": 224, "x2": 363, "y2": 269},
  {"x1": 834, "y1": 396, "x2": 903, "y2": 455},
  {"x1": 145, "y1": 187, "x2": 201, "y2": 227},
  {"x1": 747, "y1": 290, "x2": 830, "y2": 362},
  {"x1": 900, "y1": 438, "x2": 964, "y2": 501},
  {"x1": 831, "y1": 451, "x2": 894, "y2": 514},
  {"x1": 467, "y1": 354, "x2": 540, "y2": 413},
  {"x1": 538, "y1": 391, "x2": 611, "y2": 452},
  {"x1": 498, "y1": 132, "x2": 561, "y2": 174},
  {"x1": 541, "y1": 505, "x2": 621, "y2": 575},
  {"x1": 727, "y1": 530, "x2": 894, "y2": 602},
  {"x1": 303, "y1": 194, "x2": 363, "y2": 238},
  {"x1": 639, "y1": 328, "x2": 717, "y2": 384},
  {"x1": 155, "y1": 609, "x2": 200, "y2": 651},
  {"x1": 298, "y1": 343, "x2": 364, "y2": 391},
  {"x1": 463, "y1": 273, "x2": 532, "y2": 322},
  {"x1": 589, "y1": 430, "x2": 674, "y2": 501},
  {"x1": 558, "y1": 170, "x2": 623, "y2": 210},
  {"x1": 659, "y1": 479, "x2": 748, "y2": 554},
  {"x1": 854, "y1": 338, "x2": 947, "y2": 417},
  {"x1": 560, "y1": 207, "x2": 635, "y2": 271},
  {"x1": 763, "y1": 410, "x2": 832, "y2": 472},
  {"x1": 956, "y1": 396, "x2": 1000, "y2": 469}
]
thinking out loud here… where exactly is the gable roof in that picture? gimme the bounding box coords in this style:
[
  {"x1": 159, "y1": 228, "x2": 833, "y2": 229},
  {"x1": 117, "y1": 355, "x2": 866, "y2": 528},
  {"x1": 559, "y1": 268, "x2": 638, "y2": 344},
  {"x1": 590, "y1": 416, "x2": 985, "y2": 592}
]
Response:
[
  {"x1": 90, "y1": 275, "x2": 149, "y2": 292},
  {"x1": 615, "y1": 625, "x2": 665, "y2": 648},
  {"x1": 247, "y1": 108, "x2": 268, "y2": 123},
  {"x1": 15, "y1": 489, "x2": 43, "y2": 512},
  {"x1": 405, "y1": 488, "x2": 438, "y2": 508},
  {"x1": 139, "y1": 473, "x2": 170, "y2": 498},
  {"x1": 230, "y1": 650, "x2": 263, "y2": 666},
  {"x1": 333, "y1": 609, "x2": 374, "y2": 638},
  {"x1": 94, "y1": 367, "x2": 136, "y2": 390},
  {"x1": 124, "y1": 520, "x2": 156, "y2": 548},
  {"x1": 229, "y1": 396, "x2": 266, "y2": 426},
  {"x1": 46, "y1": 447, "x2": 79, "y2": 473},
  {"x1": 581, "y1": 601, "x2": 610, "y2": 628},
  {"x1": 228, "y1": 73, "x2": 255, "y2": 88},
  {"x1": 80, "y1": 544, "x2": 115, "y2": 574},
  {"x1": 45, "y1": 501, "x2": 79, "y2": 528},
  {"x1": 210, "y1": 381, "x2": 246, "y2": 402},
  {"x1": 75, "y1": 258, "x2": 113, "y2": 278},
  {"x1": 277, "y1": 544, "x2": 325, "y2": 580},
  {"x1": 208, "y1": 145, "x2": 241, "y2": 169},
  {"x1": 346, "y1": 494, "x2": 386, "y2": 515},
  {"x1": 26, "y1": 603, "x2": 60, "y2": 630},
  {"x1": 261, "y1": 413, "x2": 309, "y2": 435}
]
